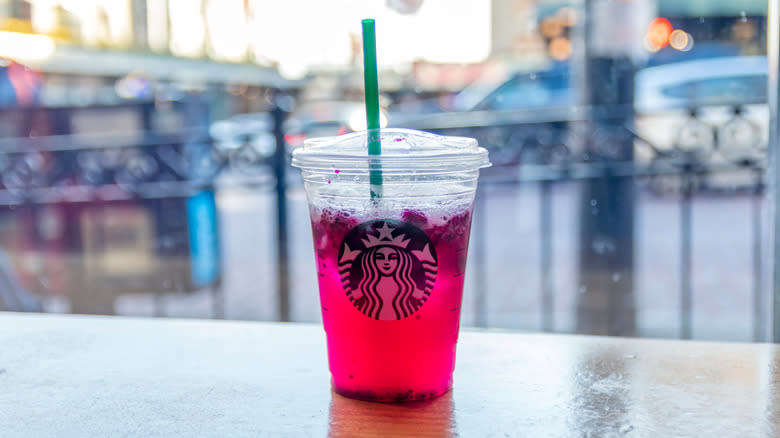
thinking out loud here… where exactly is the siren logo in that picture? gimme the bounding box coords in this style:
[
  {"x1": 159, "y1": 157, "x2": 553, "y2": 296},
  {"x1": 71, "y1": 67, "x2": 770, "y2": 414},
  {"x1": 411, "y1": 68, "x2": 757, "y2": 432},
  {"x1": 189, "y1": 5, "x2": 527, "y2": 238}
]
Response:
[{"x1": 338, "y1": 219, "x2": 437, "y2": 320}]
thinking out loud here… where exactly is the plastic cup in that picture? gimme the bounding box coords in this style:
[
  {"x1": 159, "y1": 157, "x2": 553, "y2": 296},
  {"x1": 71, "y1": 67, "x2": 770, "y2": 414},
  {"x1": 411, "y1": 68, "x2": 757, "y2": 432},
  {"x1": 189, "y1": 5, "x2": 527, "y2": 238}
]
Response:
[{"x1": 292, "y1": 128, "x2": 490, "y2": 402}]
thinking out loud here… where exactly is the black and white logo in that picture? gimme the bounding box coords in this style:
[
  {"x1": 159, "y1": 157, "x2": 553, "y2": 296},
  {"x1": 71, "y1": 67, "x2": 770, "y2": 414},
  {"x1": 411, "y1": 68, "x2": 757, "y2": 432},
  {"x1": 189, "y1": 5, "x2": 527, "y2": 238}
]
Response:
[{"x1": 338, "y1": 219, "x2": 437, "y2": 320}]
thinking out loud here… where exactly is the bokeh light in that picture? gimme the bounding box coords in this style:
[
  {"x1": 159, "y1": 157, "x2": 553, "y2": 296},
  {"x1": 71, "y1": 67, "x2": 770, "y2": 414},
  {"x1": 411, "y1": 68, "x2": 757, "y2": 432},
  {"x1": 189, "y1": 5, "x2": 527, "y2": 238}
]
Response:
[
  {"x1": 548, "y1": 37, "x2": 571, "y2": 61},
  {"x1": 669, "y1": 29, "x2": 693, "y2": 51},
  {"x1": 647, "y1": 17, "x2": 673, "y2": 50},
  {"x1": 540, "y1": 17, "x2": 564, "y2": 39}
]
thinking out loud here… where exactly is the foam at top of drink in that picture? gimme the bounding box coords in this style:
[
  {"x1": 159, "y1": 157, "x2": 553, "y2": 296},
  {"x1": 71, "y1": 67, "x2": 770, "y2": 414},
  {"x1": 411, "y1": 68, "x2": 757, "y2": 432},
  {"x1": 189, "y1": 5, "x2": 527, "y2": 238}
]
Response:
[{"x1": 311, "y1": 205, "x2": 472, "y2": 251}]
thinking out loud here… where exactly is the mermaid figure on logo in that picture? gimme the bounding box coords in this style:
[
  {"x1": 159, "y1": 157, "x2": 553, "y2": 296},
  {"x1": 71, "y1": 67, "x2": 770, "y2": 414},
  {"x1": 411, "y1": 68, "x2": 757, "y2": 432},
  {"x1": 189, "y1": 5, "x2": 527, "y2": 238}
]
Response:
[{"x1": 339, "y1": 222, "x2": 437, "y2": 321}]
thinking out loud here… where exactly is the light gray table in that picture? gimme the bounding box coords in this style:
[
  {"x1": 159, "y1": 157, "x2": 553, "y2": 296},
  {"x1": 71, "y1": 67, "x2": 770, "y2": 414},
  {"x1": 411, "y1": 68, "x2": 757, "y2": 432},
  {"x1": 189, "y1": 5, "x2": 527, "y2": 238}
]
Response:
[{"x1": 1, "y1": 312, "x2": 777, "y2": 437}]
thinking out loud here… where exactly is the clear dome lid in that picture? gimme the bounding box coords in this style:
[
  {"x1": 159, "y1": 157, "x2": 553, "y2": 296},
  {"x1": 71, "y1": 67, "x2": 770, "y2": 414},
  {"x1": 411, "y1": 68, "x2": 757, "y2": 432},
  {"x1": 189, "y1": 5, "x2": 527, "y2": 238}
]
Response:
[{"x1": 291, "y1": 128, "x2": 490, "y2": 174}]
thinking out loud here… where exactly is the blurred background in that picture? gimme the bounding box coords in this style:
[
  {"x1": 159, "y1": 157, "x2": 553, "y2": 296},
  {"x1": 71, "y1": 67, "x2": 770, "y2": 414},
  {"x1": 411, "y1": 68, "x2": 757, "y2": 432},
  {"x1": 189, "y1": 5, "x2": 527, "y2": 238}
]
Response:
[{"x1": 0, "y1": 0, "x2": 771, "y2": 342}]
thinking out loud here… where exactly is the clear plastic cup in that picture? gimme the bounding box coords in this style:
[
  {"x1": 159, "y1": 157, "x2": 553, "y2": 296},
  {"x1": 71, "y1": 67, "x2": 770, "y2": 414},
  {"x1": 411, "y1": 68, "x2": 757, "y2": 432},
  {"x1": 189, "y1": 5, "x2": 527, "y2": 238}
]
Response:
[{"x1": 292, "y1": 128, "x2": 490, "y2": 402}]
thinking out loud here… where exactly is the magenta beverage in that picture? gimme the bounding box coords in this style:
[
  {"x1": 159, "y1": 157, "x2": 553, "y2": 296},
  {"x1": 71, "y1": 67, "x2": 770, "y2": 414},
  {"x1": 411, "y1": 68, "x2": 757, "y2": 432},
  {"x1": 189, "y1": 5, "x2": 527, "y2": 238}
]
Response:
[
  {"x1": 292, "y1": 128, "x2": 489, "y2": 402},
  {"x1": 310, "y1": 205, "x2": 472, "y2": 401}
]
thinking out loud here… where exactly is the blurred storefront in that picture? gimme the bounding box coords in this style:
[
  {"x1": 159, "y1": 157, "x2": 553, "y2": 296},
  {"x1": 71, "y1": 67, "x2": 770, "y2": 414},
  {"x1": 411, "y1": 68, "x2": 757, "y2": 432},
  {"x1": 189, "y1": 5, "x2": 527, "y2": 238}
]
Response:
[
  {"x1": 0, "y1": 0, "x2": 767, "y2": 104},
  {"x1": 0, "y1": 0, "x2": 292, "y2": 119}
]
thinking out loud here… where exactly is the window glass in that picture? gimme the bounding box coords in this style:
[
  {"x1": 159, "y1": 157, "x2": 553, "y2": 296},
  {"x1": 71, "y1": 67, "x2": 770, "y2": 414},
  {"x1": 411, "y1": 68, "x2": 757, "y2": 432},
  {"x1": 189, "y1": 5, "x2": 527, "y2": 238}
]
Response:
[{"x1": 0, "y1": 0, "x2": 770, "y2": 343}]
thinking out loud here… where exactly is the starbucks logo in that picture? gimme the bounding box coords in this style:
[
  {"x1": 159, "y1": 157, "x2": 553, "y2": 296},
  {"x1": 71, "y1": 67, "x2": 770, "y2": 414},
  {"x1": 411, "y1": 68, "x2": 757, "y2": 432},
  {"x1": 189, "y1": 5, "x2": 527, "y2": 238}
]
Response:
[{"x1": 338, "y1": 219, "x2": 437, "y2": 320}]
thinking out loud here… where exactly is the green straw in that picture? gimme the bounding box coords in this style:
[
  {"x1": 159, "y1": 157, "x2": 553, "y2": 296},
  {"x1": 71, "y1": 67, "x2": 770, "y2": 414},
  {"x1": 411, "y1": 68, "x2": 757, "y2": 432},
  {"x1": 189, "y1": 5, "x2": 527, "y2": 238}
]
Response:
[{"x1": 362, "y1": 18, "x2": 382, "y2": 200}]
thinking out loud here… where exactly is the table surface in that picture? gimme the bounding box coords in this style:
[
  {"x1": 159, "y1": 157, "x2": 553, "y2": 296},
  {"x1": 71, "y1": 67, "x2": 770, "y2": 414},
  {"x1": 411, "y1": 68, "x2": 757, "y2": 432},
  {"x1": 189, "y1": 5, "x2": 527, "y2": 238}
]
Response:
[{"x1": 1, "y1": 312, "x2": 779, "y2": 438}]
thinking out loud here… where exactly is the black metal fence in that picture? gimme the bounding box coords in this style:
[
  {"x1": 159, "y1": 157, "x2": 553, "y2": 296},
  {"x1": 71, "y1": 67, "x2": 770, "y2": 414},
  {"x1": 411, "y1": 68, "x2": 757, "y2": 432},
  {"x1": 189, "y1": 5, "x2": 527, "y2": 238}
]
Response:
[
  {"x1": 413, "y1": 104, "x2": 766, "y2": 340},
  {"x1": 0, "y1": 101, "x2": 768, "y2": 341}
]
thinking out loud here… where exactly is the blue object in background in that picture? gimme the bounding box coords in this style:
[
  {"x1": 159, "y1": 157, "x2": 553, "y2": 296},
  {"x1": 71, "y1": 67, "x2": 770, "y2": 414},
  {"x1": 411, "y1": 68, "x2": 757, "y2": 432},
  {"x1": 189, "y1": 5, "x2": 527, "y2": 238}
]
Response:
[
  {"x1": 0, "y1": 65, "x2": 17, "y2": 107},
  {"x1": 187, "y1": 190, "x2": 221, "y2": 288}
]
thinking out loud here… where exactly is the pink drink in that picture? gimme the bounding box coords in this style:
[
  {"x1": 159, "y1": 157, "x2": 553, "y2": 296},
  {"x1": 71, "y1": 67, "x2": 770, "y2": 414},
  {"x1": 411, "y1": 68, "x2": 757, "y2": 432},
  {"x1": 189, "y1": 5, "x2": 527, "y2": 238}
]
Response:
[
  {"x1": 292, "y1": 128, "x2": 489, "y2": 402},
  {"x1": 310, "y1": 206, "x2": 473, "y2": 402}
]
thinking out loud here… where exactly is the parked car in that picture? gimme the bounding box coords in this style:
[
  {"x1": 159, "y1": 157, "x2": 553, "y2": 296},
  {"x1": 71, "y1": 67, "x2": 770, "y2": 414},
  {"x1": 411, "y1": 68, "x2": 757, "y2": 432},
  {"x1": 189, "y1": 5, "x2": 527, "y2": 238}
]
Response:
[
  {"x1": 388, "y1": 63, "x2": 580, "y2": 167},
  {"x1": 633, "y1": 56, "x2": 768, "y2": 193},
  {"x1": 397, "y1": 56, "x2": 767, "y2": 181},
  {"x1": 634, "y1": 56, "x2": 767, "y2": 159},
  {"x1": 461, "y1": 66, "x2": 575, "y2": 112},
  {"x1": 434, "y1": 65, "x2": 575, "y2": 167}
]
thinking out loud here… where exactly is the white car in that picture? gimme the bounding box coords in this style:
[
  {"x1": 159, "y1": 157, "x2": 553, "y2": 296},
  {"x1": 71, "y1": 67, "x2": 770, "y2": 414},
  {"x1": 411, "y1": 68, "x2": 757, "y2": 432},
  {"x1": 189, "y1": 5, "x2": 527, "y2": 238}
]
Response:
[
  {"x1": 633, "y1": 56, "x2": 768, "y2": 193},
  {"x1": 634, "y1": 56, "x2": 767, "y2": 166}
]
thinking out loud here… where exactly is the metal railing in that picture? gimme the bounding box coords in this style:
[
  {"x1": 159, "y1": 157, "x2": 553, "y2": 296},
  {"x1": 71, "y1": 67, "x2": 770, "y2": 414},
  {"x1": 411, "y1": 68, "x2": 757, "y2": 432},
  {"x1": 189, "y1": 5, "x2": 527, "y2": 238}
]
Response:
[
  {"x1": 0, "y1": 102, "x2": 769, "y2": 340},
  {"x1": 407, "y1": 104, "x2": 767, "y2": 340}
]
